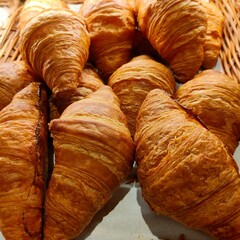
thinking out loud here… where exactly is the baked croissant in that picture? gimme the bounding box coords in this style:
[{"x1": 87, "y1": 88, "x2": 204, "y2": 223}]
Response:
[
  {"x1": 80, "y1": 0, "x2": 135, "y2": 81},
  {"x1": 19, "y1": 0, "x2": 68, "y2": 30},
  {"x1": 0, "y1": 82, "x2": 48, "y2": 239},
  {"x1": 201, "y1": 0, "x2": 224, "y2": 69},
  {"x1": 108, "y1": 55, "x2": 175, "y2": 137},
  {"x1": 135, "y1": 88, "x2": 240, "y2": 240},
  {"x1": 175, "y1": 70, "x2": 240, "y2": 155},
  {"x1": 50, "y1": 63, "x2": 104, "y2": 119},
  {"x1": 0, "y1": 61, "x2": 35, "y2": 111},
  {"x1": 44, "y1": 86, "x2": 134, "y2": 239},
  {"x1": 20, "y1": 8, "x2": 90, "y2": 98},
  {"x1": 136, "y1": 0, "x2": 207, "y2": 82}
]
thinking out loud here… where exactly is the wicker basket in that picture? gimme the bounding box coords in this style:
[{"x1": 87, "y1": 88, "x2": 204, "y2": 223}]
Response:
[
  {"x1": 0, "y1": 0, "x2": 239, "y2": 83},
  {"x1": 0, "y1": 0, "x2": 83, "y2": 63}
]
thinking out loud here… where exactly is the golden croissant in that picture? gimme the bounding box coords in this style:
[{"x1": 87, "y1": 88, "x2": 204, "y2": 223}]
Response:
[
  {"x1": 49, "y1": 63, "x2": 104, "y2": 119},
  {"x1": 44, "y1": 86, "x2": 134, "y2": 239},
  {"x1": 0, "y1": 61, "x2": 35, "y2": 111},
  {"x1": 201, "y1": 0, "x2": 224, "y2": 69},
  {"x1": 80, "y1": 0, "x2": 135, "y2": 81},
  {"x1": 109, "y1": 55, "x2": 175, "y2": 137},
  {"x1": 136, "y1": 0, "x2": 207, "y2": 82},
  {"x1": 175, "y1": 70, "x2": 240, "y2": 155},
  {"x1": 135, "y1": 88, "x2": 240, "y2": 240},
  {"x1": 19, "y1": 0, "x2": 68, "y2": 30},
  {"x1": 0, "y1": 82, "x2": 48, "y2": 239},
  {"x1": 20, "y1": 8, "x2": 90, "y2": 98}
]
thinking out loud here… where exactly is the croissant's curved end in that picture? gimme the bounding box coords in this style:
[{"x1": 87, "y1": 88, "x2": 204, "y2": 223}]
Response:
[
  {"x1": 200, "y1": 0, "x2": 224, "y2": 69},
  {"x1": 0, "y1": 82, "x2": 48, "y2": 239},
  {"x1": 175, "y1": 69, "x2": 240, "y2": 155},
  {"x1": 135, "y1": 88, "x2": 240, "y2": 240},
  {"x1": 80, "y1": 0, "x2": 135, "y2": 81},
  {"x1": 0, "y1": 61, "x2": 35, "y2": 111},
  {"x1": 136, "y1": 0, "x2": 207, "y2": 82},
  {"x1": 19, "y1": 0, "x2": 68, "y2": 30},
  {"x1": 20, "y1": 8, "x2": 90, "y2": 97},
  {"x1": 109, "y1": 54, "x2": 176, "y2": 137},
  {"x1": 49, "y1": 64, "x2": 104, "y2": 119},
  {"x1": 44, "y1": 85, "x2": 134, "y2": 239}
]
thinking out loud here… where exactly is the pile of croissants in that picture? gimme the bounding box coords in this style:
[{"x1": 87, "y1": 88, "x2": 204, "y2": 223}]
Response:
[{"x1": 0, "y1": 0, "x2": 240, "y2": 239}]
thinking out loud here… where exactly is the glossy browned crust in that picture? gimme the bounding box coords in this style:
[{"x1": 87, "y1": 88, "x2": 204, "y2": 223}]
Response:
[
  {"x1": 136, "y1": 0, "x2": 207, "y2": 82},
  {"x1": 20, "y1": 8, "x2": 90, "y2": 97},
  {"x1": 201, "y1": 1, "x2": 224, "y2": 69},
  {"x1": 19, "y1": 0, "x2": 68, "y2": 30},
  {"x1": 0, "y1": 82, "x2": 48, "y2": 239},
  {"x1": 135, "y1": 88, "x2": 240, "y2": 240},
  {"x1": 0, "y1": 61, "x2": 35, "y2": 111},
  {"x1": 80, "y1": 0, "x2": 135, "y2": 81},
  {"x1": 175, "y1": 70, "x2": 240, "y2": 155},
  {"x1": 44, "y1": 86, "x2": 134, "y2": 239},
  {"x1": 109, "y1": 55, "x2": 175, "y2": 136},
  {"x1": 49, "y1": 63, "x2": 104, "y2": 119}
]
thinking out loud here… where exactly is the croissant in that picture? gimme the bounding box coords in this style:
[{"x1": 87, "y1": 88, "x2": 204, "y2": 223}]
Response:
[
  {"x1": 44, "y1": 86, "x2": 134, "y2": 239},
  {"x1": 20, "y1": 8, "x2": 90, "y2": 98},
  {"x1": 50, "y1": 63, "x2": 104, "y2": 119},
  {"x1": 0, "y1": 61, "x2": 35, "y2": 111},
  {"x1": 0, "y1": 82, "x2": 48, "y2": 239},
  {"x1": 80, "y1": 0, "x2": 135, "y2": 81},
  {"x1": 108, "y1": 55, "x2": 175, "y2": 137},
  {"x1": 136, "y1": 0, "x2": 207, "y2": 82},
  {"x1": 201, "y1": 0, "x2": 224, "y2": 69},
  {"x1": 135, "y1": 88, "x2": 240, "y2": 240},
  {"x1": 19, "y1": 0, "x2": 68, "y2": 30},
  {"x1": 175, "y1": 70, "x2": 240, "y2": 155}
]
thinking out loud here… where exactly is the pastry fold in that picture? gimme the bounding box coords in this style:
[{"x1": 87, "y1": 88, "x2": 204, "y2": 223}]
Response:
[
  {"x1": 80, "y1": 0, "x2": 135, "y2": 81},
  {"x1": 175, "y1": 70, "x2": 240, "y2": 154},
  {"x1": 109, "y1": 55, "x2": 175, "y2": 136},
  {"x1": 201, "y1": 0, "x2": 224, "y2": 69},
  {"x1": 0, "y1": 61, "x2": 34, "y2": 111},
  {"x1": 49, "y1": 63, "x2": 104, "y2": 119},
  {"x1": 20, "y1": 8, "x2": 90, "y2": 97},
  {"x1": 136, "y1": 0, "x2": 207, "y2": 82},
  {"x1": 44, "y1": 86, "x2": 134, "y2": 239},
  {"x1": 135, "y1": 88, "x2": 240, "y2": 240},
  {"x1": 0, "y1": 82, "x2": 48, "y2": 239},
  {"x1": 20, "y1": 0, "x2": 68, "y2": 30}
]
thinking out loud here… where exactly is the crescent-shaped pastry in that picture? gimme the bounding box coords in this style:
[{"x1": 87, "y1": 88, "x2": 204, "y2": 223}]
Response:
[
  {"x1": 135, "y1": 88, "x2": 240, "y2": 240},
  {"x1": 50, "y1": 63, "x2": 104, "y2": 119},
  {"x1": 175, "y1": 70, "x2": 240, "y2": 155},
  {"x1": 136, "y1": 0, "x2": 207, "y2": 82},
  {"x1": 80, "y1": 0, "x2": 135, "y2": 81},
  {"x1": 19, "y1": 0, "x2": 68, "y2": 30},
  {"x1": 0, "y1": 61, "x2": 35, "y2": 111},
  {"x1": 0, "y1": 82, "x2": 48, "y2": 239},
  {"x1": 20, "y1": 8, "x2": 90, "y2": 98},
  {"x1": 108, "y1": 55, "x2": 175, "y2": 137},
  {"x1": 44, "y1": 86, "x2": 134, "y2": 239},
  {"x1": 201, "y1": 0, "x2": 224, "y2": 69}
]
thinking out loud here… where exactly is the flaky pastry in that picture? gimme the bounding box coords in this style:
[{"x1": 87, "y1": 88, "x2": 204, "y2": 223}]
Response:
[
  {"x1": 20, "y1": 8, "x2": 90, "y2": 98},
  {"x1": 136, "y1": 0, "x2": 207, "y2": 82},
  {"x1": 0, "y1": 82, "x2": 48, "y2": 239},
  {"x1": 135, "y1": 88, "x2": 240, "y2": 240},
  {"x1": 109, "y1": 55, "x2": 175, "y2": 136},
  {"x1": 0, "y1": 61, "x2": 34, "y2": 111},
  {"x1": 80, "y1": 0, "x2": 135, "y2": 81},
  {"x1": 175, "y1": 70, "x2": 240, "y2": 155},
  {"x1": 44, "y1": 86, "x2": 134, "y2": 239}
]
